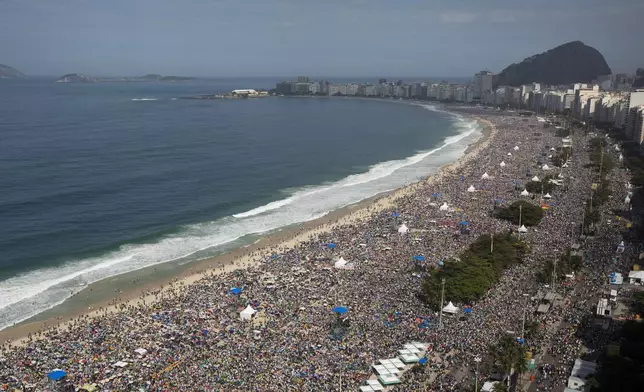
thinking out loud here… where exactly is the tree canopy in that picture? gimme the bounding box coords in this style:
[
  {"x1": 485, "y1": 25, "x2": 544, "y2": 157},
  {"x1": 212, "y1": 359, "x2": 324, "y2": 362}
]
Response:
[
  {"x1": 496, "y1": 201, "x2": 544, "y2": 226},
  {"x1": 422, "y1": 232, "x2": 528, "y2": 308}
]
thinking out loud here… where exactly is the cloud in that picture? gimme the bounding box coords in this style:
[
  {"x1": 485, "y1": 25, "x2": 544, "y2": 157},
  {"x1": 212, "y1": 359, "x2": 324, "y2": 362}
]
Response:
[
  {"x1": 488, "y1": 10, "x2": 520, "y2": 23},
  {"x1": 440, "y1": 11, "x2": 477, "y2": 24}
]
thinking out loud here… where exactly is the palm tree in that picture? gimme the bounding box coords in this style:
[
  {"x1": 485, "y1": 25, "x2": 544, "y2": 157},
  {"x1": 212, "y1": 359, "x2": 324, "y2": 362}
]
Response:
[{"x1": 489, "y1": 333, "x2": 528, "y2": 389}]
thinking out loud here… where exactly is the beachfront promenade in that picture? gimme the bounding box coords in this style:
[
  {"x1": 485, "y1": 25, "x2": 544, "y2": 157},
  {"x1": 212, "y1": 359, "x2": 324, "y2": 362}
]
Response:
[{"x1": 0, "y1": 109, "x2": 635, "y2": 391}]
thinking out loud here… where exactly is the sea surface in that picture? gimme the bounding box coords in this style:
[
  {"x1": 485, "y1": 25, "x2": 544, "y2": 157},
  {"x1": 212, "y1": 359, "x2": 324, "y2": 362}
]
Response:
[{"x1": 0, "y1": 77, "x2": 481, "y2": 330}]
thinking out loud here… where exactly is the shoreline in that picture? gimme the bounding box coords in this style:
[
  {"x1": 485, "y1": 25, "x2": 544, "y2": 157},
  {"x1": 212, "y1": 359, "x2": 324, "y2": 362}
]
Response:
[{"x1": 0, "y1": 107, "x2": 493, "y2": 345}]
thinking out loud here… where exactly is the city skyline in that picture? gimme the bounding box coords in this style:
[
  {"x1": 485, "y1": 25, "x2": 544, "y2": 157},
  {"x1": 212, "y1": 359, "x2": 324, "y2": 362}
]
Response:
[{"x1": 1, "y1": 0, "x2": 642, "y2": 77}]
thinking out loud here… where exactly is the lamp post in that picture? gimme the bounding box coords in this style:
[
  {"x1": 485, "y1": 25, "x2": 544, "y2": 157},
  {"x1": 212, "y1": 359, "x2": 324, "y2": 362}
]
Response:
[
  {"x1": 474, "y1": 356, "x2": 482, "y2": 392},
  {"x1": 439, "y1": 278, "x2": 446, "y2": 330},
  {"x1": 521, "y1": 293, "x2": 530, "y2": 340}
]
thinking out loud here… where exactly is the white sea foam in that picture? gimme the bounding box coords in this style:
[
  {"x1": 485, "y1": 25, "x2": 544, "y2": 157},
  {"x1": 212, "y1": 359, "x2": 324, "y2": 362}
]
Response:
[
  {"x1": 0, "y1": 104, "x2": 481, "y2": 330},
  {"x1": 132, "y1": 98, "x2": 158, "y2": 101}
]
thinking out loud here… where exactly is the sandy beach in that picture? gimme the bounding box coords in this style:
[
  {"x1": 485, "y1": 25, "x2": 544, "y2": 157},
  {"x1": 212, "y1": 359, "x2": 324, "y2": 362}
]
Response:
[
  {"x1": 1, "y1": 106, "x2": 630, "y2": 392},
  {"x1": 0, "y1": 108, "x2": 493, "y2": 345}
]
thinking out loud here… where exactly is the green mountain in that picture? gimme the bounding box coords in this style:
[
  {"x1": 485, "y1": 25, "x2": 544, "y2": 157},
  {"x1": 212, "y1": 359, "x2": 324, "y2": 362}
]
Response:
[
  {"x1": 494, "y1": 41, "x2": 612, "y2": 87},
  {"x1": 0, "y1": 64, "x2": 26, "y2": 78}
]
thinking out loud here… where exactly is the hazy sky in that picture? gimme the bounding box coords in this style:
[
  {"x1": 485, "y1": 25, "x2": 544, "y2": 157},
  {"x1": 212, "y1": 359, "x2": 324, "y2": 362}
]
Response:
[{"x1": 1, "y1": 0, "x2": 642, "y2": 77}]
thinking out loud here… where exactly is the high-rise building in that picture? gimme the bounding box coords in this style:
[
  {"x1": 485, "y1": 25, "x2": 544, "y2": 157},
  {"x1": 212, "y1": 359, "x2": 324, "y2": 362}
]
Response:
[
  {"x1": 473, "y1": 71, "x2": 494, "y2": 99},
  {"x1": 275, "y1": 82, "x2": 293, "y2": 95},
  {"x1": 625, "y1": 91, "x2": 644, "y2": 138},
  {"x1": 631, "y1": 106, "x2": 644, "y2": 146},
  {"x1": 410, "y1": 83, "x2": 423, "y2": 98},
  {"x1": 378, "y1": 78, "x2": 387, "y2": 85},
  {"x1": 296, "y1": 76, "x2": 310, "y2": 83}
]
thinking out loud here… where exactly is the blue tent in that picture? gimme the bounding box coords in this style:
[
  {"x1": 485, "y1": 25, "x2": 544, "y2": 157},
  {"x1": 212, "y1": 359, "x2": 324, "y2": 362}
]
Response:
[
  {"x1": 414, "y1": 255, "x2": 425, "y2": 262},
  {"x1": 418, "y1": 358, "x2": 428, "y2": 365},
  {"x1": 464, "y1": 307, "x2": 472, "y2": 314},
  {"x1": 47, "y1": 370, "x2": 66, "y2": 381},
  {"x1": 327, "y1": 243, "x2": 336, "y2": 249},
  {"x1": 458, "y1": 221, "x2": 469, "y2": 225},
  {"x1": 332, "y1": 306, "x2": 348, "y2": 315},
  {"x1": 392, "y1": 212, "x2": 400, "y2": 218},
  {"x1": 230, "y1": 288, "x2": 242, "y2": 295},
  {"x1": 202, "y1": 329, "x2": 209, "y2": 336},
  {"x1": 516, "y1": 337, "x2": 525, "y2": 344},
  {"x1": 431, "y1": 192, "x2": 441, "y2": 198}
]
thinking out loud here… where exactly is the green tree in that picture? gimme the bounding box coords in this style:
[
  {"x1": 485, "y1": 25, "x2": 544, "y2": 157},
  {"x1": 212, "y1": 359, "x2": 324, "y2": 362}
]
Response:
[
  {"x1": 496, "y1": 201, "x2": 544, "y2": 226},
  {"x1": 489, "y1": 334, "x2": 528, "y2": 389}
]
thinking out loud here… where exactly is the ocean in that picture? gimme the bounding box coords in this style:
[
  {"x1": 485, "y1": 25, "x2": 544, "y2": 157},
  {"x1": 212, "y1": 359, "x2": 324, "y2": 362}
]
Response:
[{"x1": 0, "y1": 77, "x2": 481, "y2": 330}]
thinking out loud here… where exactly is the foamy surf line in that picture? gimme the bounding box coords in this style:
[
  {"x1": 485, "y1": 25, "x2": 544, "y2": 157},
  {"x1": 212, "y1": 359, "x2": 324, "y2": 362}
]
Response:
[
  {"x1": 131, "y1": 98, "x2": 158, "y2": 101},
  {"x1": 0, "y1": 106, "x2": 482, "y2": 331}
]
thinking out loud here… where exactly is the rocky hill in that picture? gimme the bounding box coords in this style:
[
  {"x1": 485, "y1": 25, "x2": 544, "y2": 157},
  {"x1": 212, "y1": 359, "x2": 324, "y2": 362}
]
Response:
[
  {"x1": 0, "y1": 64, "x2": 26, "y2": 78},
  {"x1": 494, "y1": 41, "x2": 611, "y2": 87},
  {"x1": 55, "y1": 73, "x2": 97, "y2": 83}
]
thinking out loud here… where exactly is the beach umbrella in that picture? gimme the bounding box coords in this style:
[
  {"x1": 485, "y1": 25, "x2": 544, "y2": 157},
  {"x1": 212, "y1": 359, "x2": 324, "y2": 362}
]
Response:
[
  {"x1": 518, "y1": 225, "x2": 528, "y2": 233},
  {"x1": 327, "y1": 243, "x2": 336, "y2": 249},
  {"x1": 392, "y1": 212, "x2": 400, "y2": 218},
  {"x1": 413, "y1": 255, "x2": 425, "y2": 262},
  {"x1": 332, "y1": 306, "x2": 348, "y2": 315},
  {"x1": 438, "y1": 260, "x2": 445, "y2": 266},
  {"x1": 520, "y1": 189, "x2": 529, "y2": 196},
  {"x1": 47, "y1": 369, "x2": 66, "y2": 381},
  {"x1": 481, "y1": 172, "x2": 490, "y2": 180},
  {"x1": 458, "y1": 221, "x2": 469, "y2": 225},
  {"x1": 542, "y1": 164, "x2": 551, "y2": 170},
  {"x1": 514, "y1": 146, "x2": 519, "y2": 151},
  {"x1": 230, "y1": 288, "x2": 242, "y2": 295},
  {"x1": 398, "y1": 224, "x2": 409, "y2": 234},
  {"x1": 531, "y1": 176, "x2": 540, "y2": 182},
  {"x1": 500, "y1": 161, "x2": 506, "y2": 168},
  {"x1": 432, "y1": 192, "x2": 441, "y2": 198},
  {"x1": 418, "y1": 358, "x2": 428, "y2": 365},
  {"x1": 439, "y1": 202, "x2": 449, "y2": 211},
  {"x1": 467, "y1": 185, "x2": 476, "y2": 192},
  {"x1": 507, "y1": 152, "x2": 512, "y2": 156},
  {"x1": 543, "y1": 193, "x2": 552, "y2": 199}
]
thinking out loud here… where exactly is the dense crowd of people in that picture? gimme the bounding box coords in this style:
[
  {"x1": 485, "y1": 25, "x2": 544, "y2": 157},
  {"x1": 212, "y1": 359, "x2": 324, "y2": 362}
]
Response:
[{"x1": 0, "y1": 109, "x2": 638, "y2": 392}]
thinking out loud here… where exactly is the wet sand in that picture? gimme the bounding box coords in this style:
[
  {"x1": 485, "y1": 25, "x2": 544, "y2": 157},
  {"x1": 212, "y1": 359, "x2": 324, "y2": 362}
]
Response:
[{"x1": 0, "y1": 110, "x2": 495, "y2": 345}]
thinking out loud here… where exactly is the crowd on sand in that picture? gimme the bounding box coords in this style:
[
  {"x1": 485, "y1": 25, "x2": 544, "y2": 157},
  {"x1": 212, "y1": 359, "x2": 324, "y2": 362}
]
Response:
[{"x1": 0, "y1": 108, "x2": 638, "y2": 392}]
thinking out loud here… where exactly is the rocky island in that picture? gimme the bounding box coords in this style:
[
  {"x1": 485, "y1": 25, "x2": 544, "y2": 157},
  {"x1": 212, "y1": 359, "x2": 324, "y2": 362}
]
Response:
[
  {"x1": 54, "y1": 73, "x2": 194, "y2": 83},
  {"x1": 494, "y1": 41, "x2": 612, "y2": 87},
  {"x1": 0, "y1": 64, "x2": 26, "y2": 79},
  {"x1": 55, "y1": 73, "x2": 97, "y2": 83}
]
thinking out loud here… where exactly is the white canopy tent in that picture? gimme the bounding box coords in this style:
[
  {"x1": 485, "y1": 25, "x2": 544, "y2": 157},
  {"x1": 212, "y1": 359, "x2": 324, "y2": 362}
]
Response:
[
  {"x1": 442, "y1": 302, "x2": 458, "y2": 314},
  {"x1": 542, "y1": 164, "x2": 551, "y2": 170},
  {"x1": 521, "y1": 189, "x2": 530, "y2": 196},
  {"x1": 531, "y1": 176, "x2": 540, "y2": 182},
  {"x1": 134, "y1": 348, "x2": 147, "y2": 356},
  {"x1": 514, "y1": 146, "x2": 519, "y2": 151},
  {"x1": 398, "y1": 224, "x2": 409, "y2": 234},
  {"x1": 481, "y1": 172, "x2": 490, "y2": 179},
  {"x1": 467, "y1": 185, "x2": 476, "y2": 192},
  {"x1": 625, "y1": 196, "x2": 631, "y2": 204},
  {"x1": 518, "y1": 225, "x2": 528, "y2": 233},
  {"x1": 507, "y1": 152, "x2": 512, "y2": 156},
  {"x1": 500, "y1": 161, "x2": 506, "y2": 168},
  {"x1": 334, "y1": 257, "x2": 348, "y2": 269},
  {"x1": 543, "y1": 193, "x2": 552, "y2": 199},
  {"x1": 439, "y1": 202, "x2": 449, "y2": 211},
  {"x1": 240, "y1": 305, "x2": 257, "y2": 321},
  {"x1": 619, "y1": 154, "x2": 624, "y2": 162}
]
